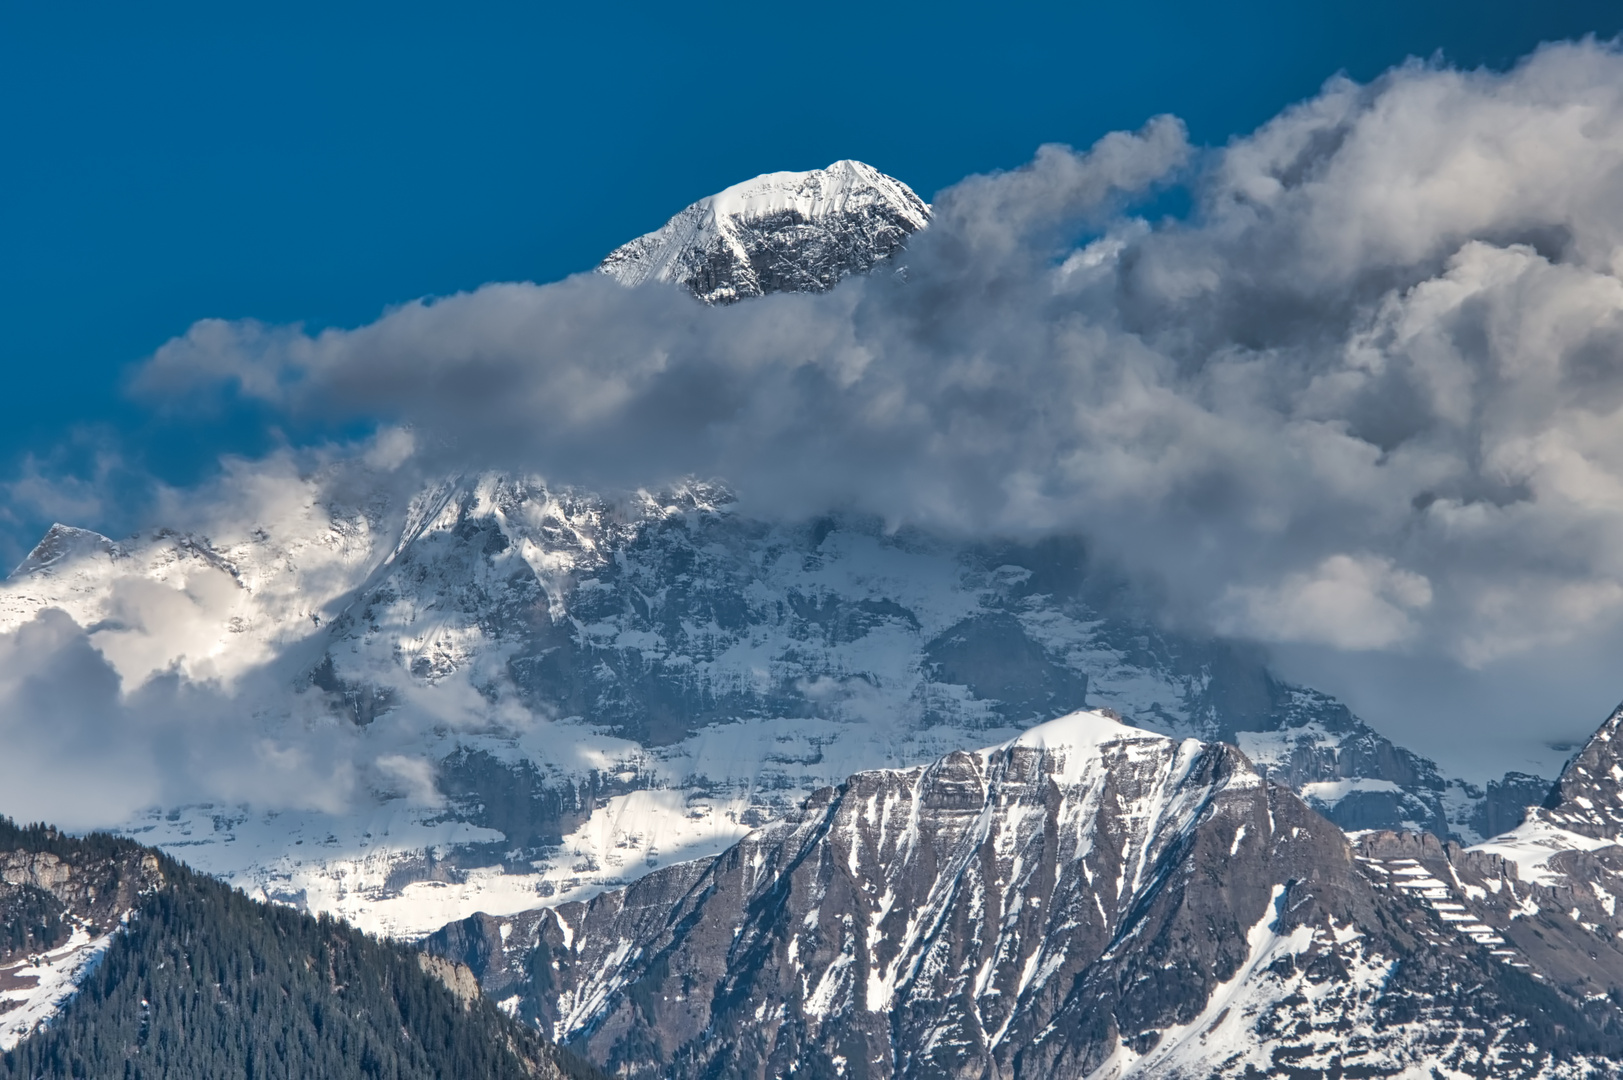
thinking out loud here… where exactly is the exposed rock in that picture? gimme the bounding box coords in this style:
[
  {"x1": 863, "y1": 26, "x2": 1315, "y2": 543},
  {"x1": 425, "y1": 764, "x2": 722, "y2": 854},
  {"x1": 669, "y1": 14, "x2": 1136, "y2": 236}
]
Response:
[
  {"x1": 0, "y1": 826, "x2": 166, "y2": 1050},
  {"x1": 1538, "y1": 701, "x2": 1623, "y2": 840},
  {"x1": 418, "y1": 952, "x2": 483, "y2": 1009}
]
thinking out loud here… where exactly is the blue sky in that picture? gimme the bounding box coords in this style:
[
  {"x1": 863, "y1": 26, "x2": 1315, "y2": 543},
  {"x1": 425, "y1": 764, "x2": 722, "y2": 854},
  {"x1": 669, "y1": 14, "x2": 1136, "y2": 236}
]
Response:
[{"x1": 2, "y1": 0, "x2": 1621, "y2": 495}]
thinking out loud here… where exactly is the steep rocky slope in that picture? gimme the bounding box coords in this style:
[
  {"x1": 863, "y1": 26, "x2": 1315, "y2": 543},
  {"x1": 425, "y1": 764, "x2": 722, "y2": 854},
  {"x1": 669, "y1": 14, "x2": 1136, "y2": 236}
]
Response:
[
  {"x1": 428, "y1": 711, "x2": 1621, "y2": 1079},
  {"x1": 0, "y1": 823, "x2": 164, "y2": 1050}
]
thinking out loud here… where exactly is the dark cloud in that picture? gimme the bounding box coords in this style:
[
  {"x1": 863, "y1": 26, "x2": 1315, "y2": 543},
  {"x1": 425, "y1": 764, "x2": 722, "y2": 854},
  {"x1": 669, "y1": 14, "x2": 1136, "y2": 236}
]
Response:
[{"x1": 114, "y1": 41, "x2": 1623, "y2": 763}]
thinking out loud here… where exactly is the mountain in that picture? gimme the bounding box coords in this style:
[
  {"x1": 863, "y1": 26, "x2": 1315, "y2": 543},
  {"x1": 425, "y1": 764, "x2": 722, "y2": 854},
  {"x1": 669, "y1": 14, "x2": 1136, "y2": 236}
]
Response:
[
  {"x1": 0, "y1": 158, "x2": 1606, "y2": 1075},
  {"x1": 1465, "y1": 701, "x2": 1623, "y2": 956},
  {"x1": 0, "y1": 818, "x2": 601, "y2": 1080},
  {"x1": 0, "y1": 162, "x2": 1546, "y2": 947},
  {"x1": 5, "y1": 486, "x2": 1513, "y2": 942},
  {"x1": 598, "y1": 160, "x2": 930, "y2": 303},
  {"x1": 425, "y1": 710, "x2": 1623, "y2": 1079}
]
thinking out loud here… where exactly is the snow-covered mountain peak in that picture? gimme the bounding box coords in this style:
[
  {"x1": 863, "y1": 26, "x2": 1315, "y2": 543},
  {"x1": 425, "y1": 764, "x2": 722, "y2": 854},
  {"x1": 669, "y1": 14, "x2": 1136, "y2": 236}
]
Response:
[
  {"x1": 698, "y1": 160, "x2": 924, "y2": 226},
  {"x1": 598, "y1": 160, "x2": 930, "y2": 303},
  {"x1": 11, "y1": 524, "x2": 121, "y2": 578}
]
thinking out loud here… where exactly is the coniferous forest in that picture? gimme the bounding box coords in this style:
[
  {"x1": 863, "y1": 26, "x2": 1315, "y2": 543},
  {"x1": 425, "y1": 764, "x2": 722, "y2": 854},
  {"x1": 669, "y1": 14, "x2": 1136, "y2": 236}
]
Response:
[{"x1": 0, "y1": 821, "x2": 605, "y2": 1080}]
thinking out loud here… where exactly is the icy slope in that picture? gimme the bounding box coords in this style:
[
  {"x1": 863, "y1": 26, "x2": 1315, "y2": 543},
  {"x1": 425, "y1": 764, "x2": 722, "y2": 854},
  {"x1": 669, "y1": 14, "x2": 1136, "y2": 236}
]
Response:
[
  {"x1": 598, "y1": 160, "x2": 929, "y2": 302},
  {"x1": 429, "y1": 712, "x2": 1614, "y2": 1079}
]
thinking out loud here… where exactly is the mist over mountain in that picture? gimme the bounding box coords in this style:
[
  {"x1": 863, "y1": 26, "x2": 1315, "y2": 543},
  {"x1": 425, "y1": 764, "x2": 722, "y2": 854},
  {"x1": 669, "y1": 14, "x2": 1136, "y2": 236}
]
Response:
[
  {"x1": 9, "y1": 34, "x2": 1623, "y2": 1079},
  {"x1": 116, "y1": 41, "x2": 1623, "y2": 766}
]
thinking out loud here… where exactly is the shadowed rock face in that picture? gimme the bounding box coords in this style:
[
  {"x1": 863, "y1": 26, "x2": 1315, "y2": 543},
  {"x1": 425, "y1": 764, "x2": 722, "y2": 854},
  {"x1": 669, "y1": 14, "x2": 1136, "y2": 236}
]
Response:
[
  {"x1": 429, "y1": 713, "x2": 1623, "y2": 1079},
  {"x1": 1476, "y1": 771, "x2": 1557, "y2": 839}
]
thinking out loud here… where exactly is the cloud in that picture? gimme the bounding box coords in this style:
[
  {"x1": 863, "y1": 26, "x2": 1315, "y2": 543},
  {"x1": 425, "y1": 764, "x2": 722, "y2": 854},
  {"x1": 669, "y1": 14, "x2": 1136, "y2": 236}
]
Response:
[
  {"x1": 1218, "y1": 554, "x2": 1432, "y2": 650},
  {"x1": 0, "y1": 432, "x2": 451, "y2": 829},
  {"x1": 117, "y1": 39, "x2": 1623, "y2": 681},
  {"x1": 0, "y1": 608, "x2": 360, "y2": 829}
]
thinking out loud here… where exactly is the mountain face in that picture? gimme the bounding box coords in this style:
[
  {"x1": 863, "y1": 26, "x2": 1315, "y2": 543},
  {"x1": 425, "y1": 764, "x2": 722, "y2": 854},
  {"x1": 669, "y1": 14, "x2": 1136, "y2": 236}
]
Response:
[
  {"x1": 427, "y1": 711, "x2": 1623, "y2": 1079},
  {"x1": 0, "y1": 159, "x2": 1609, "y2": 1075},
  {"x1": 1466, "y1": 702, "x2": 1623, "y2": 958},
  {"x1": 0, "y1": 819, "x2": 597, "y2": 1080},
  {"x1": 6, "y1": 483, "x2": 1510, "y2": 943},
  {"x1": 598, "y1": 160, "x2": 930, "y2": 303},
  {"x1": 1527, "y1": 702, "x2": 1623, "y2": 841}
]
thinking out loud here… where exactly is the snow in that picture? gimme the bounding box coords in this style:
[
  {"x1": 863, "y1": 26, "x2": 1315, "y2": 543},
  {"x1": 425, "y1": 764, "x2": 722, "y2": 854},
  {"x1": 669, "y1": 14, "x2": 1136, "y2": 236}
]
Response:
[
  {"x1": 1300, "y1": 778, "x2": 1403, "y2": 806},
  {"x1": 1469, "y1": 812, "x2": 1618, "y2": 887},
  {"x1": 1001, "y1": 710, "x2": 1168, "y2": 782},
  {"x1": 0, "y1": 465, "x2": 1499, "y2": 944},
  {"x1": 1235, "y1": 723, "x2": 1342, "y2": 769},
  {"x1": 0, "y1": 925, "x2": 116, "y2": 1051},
  {"x1": 1090, "y1": 885, "x2": 1315, "y2": 1077}
]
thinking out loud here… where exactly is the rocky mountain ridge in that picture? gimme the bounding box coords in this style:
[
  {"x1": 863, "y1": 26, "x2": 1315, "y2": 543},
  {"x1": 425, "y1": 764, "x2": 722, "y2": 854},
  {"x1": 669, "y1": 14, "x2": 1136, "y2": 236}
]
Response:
[{"x1": 427, "y1": 710, "x2": 1623, "y2": 1079}]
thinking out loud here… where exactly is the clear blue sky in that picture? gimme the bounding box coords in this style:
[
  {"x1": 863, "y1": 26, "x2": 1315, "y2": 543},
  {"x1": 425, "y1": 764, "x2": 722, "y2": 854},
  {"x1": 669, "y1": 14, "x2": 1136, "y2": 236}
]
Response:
[{"x1": 3, "y1": 0, "x2": 1621, "y2": 488}]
